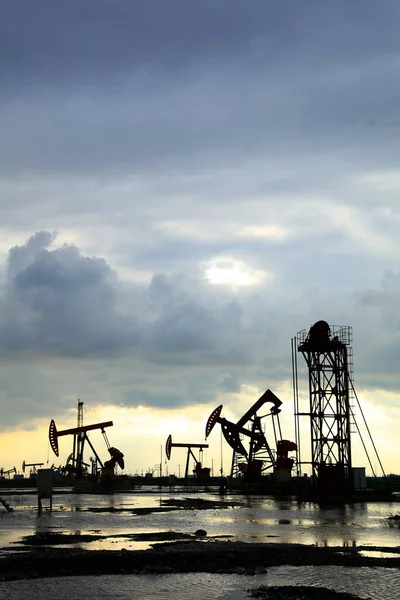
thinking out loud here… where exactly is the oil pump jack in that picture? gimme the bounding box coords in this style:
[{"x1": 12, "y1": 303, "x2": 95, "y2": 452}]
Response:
[
  {"x1": 206, "y1": 389, "x2": 297, "y2": 483},
  {"x1": 49, "y1": 401, "x2": 124, "y2": 489},
  {"x1": 1, "y1": 467, "x2": 16, "y2": 479},
  {"x1": 22, "y1": 461, "x2": 44, "y2": 478},
  {"x1": 165, "y1": 434, "x2": 210, "y2": 481}
]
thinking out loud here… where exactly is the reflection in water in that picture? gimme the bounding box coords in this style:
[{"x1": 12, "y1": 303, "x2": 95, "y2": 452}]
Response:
[
  {"x1": 1, "y1": 491, "x2": 400, "y2": 551},
  {"x1": 315, "y1": 539, "x2": 357, "y2": 548},
  {"x1": 359, "y1": 550, "x2": 399, "y2": 558}
]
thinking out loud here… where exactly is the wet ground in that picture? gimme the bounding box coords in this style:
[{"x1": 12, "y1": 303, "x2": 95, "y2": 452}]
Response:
[
  {"x1": 2, "y1": 567, "x2": 400, "y2": 600},
  {"x1": 1, "y1": 490, "x2": 399, "y2": 598},
  {"x1": 248, "y1": 585, "x2": 366, "y2": 599}
]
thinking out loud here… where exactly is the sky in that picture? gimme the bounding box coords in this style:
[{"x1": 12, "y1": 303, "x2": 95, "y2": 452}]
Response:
[{"x1": 1, "y1": 0, "x2": 400, "y2": 478}]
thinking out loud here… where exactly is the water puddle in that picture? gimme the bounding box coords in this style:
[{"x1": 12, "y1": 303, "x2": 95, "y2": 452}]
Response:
[
  {"x1": 82, "y1": 537, "x2": 152, "y2": 550},
  {"x1": 359, "y1": 550, "x2": 400, "y2": 559},
  {"x1": 2, "y1": 492, "x2": 400, "y2": 553}
]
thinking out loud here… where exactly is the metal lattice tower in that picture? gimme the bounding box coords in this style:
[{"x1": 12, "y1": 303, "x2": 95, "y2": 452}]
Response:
[{"x1": 296, "y1": 321, "x2": 353, "y2": 490}]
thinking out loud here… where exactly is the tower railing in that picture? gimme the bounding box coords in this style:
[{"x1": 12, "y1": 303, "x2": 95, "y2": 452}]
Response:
[{"x1": 297, "y1": 325, "x2": 353, "y2": 347}]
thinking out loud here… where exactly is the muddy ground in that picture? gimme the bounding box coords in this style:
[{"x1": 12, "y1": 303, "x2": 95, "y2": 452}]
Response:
[
  {"x1": 1, "y1": 536, "x2": 399, "y2": 582},
  {"x1": 248, "y1": 585, "x2": 369, "y2": 599}
]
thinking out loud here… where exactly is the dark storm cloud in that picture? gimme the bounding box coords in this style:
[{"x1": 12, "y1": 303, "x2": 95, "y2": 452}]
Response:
[
  {"x1": 349, "y1": 272, "x2": 400, "y2": 387},
  {"x1": 2, "y1": 1, "x2": 400, "y2": 177},
  {"x1": 0, "y1": 233, "x2": 287, "y2": 367},
  {"x1": 2, "y1": 55, "x2": 400, "y2": 177},
  {"x1": 0, "y1": 233, "x2": 255, "y2": 366},
  {"x1": 0, "y1": 231, "x2": 396, "y2": 380},
  {"x1": 2, "y1": 0, "x2": 280, "y2": 85},
  {"x1": 1, "y1": 231, "x2": 140, "y2": 357},
  {"x1": 2, "y1": 0, "x2": 399, "y2": 86},
  {"x1": 218, "y1": 374, "x2": 242, "y2": 394}
]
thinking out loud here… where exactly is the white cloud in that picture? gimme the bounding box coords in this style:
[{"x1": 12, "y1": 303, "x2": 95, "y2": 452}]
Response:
[
  {"x1": 350, "y1": 169, "x2": 400, "y2": 192},
  {"x1": 238, "y1": 224, "x2": 288, "y2": 240}
]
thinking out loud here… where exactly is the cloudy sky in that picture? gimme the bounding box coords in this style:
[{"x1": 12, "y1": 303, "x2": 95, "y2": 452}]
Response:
[{"x1": 1, "y1": 1, "x2": 400, "y2": 477}]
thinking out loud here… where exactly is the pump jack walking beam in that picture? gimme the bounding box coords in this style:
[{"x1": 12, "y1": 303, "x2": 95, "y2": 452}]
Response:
[{"x1": 49, "y1": 419, "x2": 113, "y2": 457}]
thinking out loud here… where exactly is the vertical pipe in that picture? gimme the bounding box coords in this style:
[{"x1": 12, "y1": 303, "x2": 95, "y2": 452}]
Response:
[
  {"x1": 185, "y1": 449, "x2": 190, "y2": 479},
  {"x1": 343, "y1": 346, "x2": 353, "y2": 482},
  {"x1": 292, "y1": 337, "x2": 302, "y2": 477},
  {"x1": 72, "y1": 434, "x2": 76, "y2": 470},
  {"x1": 295, "y1": 342, "x2": 301, "y2": 476},
  {"x1": 272, "y1": 415, "x2": 278, "y2": 447},
  {"x1": 220, "y1": 429, "x2": 224, "y2": 476},
  {"x1": 230, "y1": 449, "x2": 235, "y2": 478}
]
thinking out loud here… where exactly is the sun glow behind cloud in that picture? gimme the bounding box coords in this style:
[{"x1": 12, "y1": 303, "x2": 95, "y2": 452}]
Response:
[{"x1": 204, "y1": 257, "x2": 267, "y2": 287}]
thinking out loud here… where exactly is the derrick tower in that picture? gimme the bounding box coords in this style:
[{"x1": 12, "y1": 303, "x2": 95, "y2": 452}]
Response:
[{"x1": 295, "y1": 320, "x2": 353, "y2": 492}]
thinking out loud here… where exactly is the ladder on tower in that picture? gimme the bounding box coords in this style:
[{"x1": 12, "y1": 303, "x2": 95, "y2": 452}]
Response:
[{"x1": 347, "y1": 344, "x2": 357, "y2": 434}]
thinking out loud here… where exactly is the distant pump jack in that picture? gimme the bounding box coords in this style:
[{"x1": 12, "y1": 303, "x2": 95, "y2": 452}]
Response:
[{"x1": 165, "y1": 434, "x2": 210, "y2": 481}]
